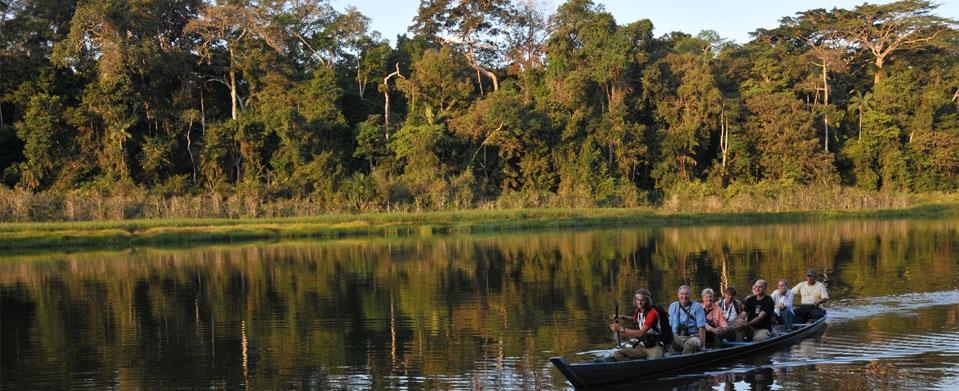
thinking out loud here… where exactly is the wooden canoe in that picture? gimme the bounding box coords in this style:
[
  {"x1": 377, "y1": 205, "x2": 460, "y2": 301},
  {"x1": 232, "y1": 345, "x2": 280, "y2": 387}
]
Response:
[{"x1": 550, "y1": 315, "x2": 827, "y2": 389}]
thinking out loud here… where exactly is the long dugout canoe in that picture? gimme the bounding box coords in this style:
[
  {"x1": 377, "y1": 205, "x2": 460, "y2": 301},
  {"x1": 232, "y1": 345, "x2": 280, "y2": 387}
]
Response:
[{"x1": 550, "y1": 315, "x2": 828, "y2": 389}]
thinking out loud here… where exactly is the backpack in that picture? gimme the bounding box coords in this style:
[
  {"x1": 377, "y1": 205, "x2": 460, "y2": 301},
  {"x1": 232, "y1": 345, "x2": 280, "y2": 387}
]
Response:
[{"x1": 652, "y1": 304, "x2": 674, "y2": 346}]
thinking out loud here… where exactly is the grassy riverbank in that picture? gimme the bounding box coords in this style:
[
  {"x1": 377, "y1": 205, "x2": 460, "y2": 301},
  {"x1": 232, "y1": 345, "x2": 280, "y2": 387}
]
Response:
[{"x1": 2, "y1": 197, "x2": 959, "y2": 250}]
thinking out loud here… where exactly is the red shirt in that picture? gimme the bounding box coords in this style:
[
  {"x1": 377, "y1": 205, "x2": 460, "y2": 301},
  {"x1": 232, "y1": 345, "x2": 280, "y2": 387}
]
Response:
[{"x1": 633, "y1": 307, "x2": 660, "y2": 330}]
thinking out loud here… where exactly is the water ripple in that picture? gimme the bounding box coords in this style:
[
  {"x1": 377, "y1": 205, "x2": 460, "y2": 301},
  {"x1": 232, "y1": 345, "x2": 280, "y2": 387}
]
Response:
[{"x1": 825, "y1": 289, "x2": 959, "y2": 322}]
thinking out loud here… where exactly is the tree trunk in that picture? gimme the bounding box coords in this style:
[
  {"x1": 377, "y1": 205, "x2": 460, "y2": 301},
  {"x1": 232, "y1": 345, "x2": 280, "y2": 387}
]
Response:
[
  {"x1": 383, "y1": 87, "x2": 390, "y2": 133},
  {"x1": 383, "y1": 63, "x2": 404, "y2": 139},
  {"x1": 465, "y1": 45, "x2": 498, "y2": 93},
  {"x1": 229, "y1": 47, "x2": 238, "y2": 121},
  {"x1": 476, "y1": 68, "x2": 484, "y2": 95},
  {"x1": 187, "y1": 116, "x2": 196, "y2": 187},
  {"x1": 822, "y1": 62, "x2": 829, "y2": 152},
  {"x1": 720, "y1": 111, "x2": 730, "y2": 186},
  {"x1": 720, "y1": 114, "x2": 727, "y2": 171},
  {"x1": 476, "y1": 66, "x2": 498, "y2": 92},
  {"x1": 873, "y1": 55, "x2": 885, "y2": 85}
]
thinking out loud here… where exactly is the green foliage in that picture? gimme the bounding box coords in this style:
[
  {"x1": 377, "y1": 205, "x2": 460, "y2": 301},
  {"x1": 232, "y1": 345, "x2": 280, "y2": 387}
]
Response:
[
  {"x1": 745, "y1": 94, "x2": 836, "y2": 184},
  {"x1": 139, "y1": 135, "x2": 173, "y2": 186},
  {"x1": 199, "y1": 121, "x2": 236, "y2": 191},
  {"x1": 15, "y1": 93, "x2": 70, "y2": 190},
  {"x1": 650, "y1": 53, "x2": 723, "y2": 188},
  {"x1": 908, "y1": 132, "x2": 959, "y2": 191},
  {"x1": 354, "y1": 116, "x2": 388, "y2": 171},
  {"x1": 401, "y1": 47, "x2": 473, "y2": 113},
  {"x1": 557, "y1": 139, "x2": 617, "y2": 207}
]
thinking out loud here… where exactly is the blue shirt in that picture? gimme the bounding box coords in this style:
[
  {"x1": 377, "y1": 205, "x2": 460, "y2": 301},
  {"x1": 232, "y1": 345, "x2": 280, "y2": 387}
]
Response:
[{"x1": 669, "y1": 301, "x2": 707, "y2": 334}]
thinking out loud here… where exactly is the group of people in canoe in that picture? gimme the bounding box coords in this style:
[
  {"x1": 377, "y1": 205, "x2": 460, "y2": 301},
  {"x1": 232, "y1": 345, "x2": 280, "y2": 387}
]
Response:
[{"x1": 606, "y1": 269, "x2": 829, "y2": 362}]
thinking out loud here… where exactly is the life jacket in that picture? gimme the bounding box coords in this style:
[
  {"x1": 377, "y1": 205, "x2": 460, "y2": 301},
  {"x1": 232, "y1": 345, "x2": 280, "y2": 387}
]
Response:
[
  {"x1": 629, "y1": 305, "x2": 674, "y2": 348},
  {"x1": 652, "y1": 304, "x2": 674, "y2": 346}
]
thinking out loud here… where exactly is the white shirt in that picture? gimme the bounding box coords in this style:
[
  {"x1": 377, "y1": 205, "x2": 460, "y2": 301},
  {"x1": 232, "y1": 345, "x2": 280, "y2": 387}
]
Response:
[
  {"x1": 720, "y1": 299, "x2": 740, "y2": 324},
  {"x1": 770, "y1": 289, "x2": 794, "y2": 315},
  {"x1": 791, "y1": 281, "x2": 829, "y2": 305}
]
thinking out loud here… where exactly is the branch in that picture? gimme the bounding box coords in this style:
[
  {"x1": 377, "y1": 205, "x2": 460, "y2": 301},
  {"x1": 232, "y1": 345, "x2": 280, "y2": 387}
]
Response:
[
  {"x1": 204, "y1": 77, "x2": 230, "y2": 89},
  {"x1": 293, "y1": 31, "x2": 331, "y2": 67},
  {"x1": 467, "y1": 123, "x2": 505, "y2": 170}
]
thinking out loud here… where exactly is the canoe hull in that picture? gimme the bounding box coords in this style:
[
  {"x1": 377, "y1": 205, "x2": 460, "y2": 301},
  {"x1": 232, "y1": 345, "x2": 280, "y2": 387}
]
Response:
[{"x1": 550, "y1": 316, "x2": 827, "y2": 389}]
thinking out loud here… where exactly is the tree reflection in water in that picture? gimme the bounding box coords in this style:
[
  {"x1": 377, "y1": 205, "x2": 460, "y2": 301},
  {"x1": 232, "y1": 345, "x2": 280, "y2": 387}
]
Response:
[{"x1": 1, "y1": 218, "x2": 958, "y2": 389}]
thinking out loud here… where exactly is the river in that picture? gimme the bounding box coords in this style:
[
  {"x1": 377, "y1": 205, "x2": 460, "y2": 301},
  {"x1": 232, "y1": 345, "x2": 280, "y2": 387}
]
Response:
[{"x1": 2, "y1": 218, "x2": 958, "y2": 389}]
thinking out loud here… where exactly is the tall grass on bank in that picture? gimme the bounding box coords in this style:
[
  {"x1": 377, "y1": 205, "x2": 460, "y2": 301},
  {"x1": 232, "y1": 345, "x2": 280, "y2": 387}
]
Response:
[
  {"x1": 1, "y1": 196, "x2": 958, "y2": 250},
  {"x1": 659, "y1": 182, "x2": 928, "y2": 213},
  {"x1": 0, "y1": 184, "x2": 950, "y2": 223}
]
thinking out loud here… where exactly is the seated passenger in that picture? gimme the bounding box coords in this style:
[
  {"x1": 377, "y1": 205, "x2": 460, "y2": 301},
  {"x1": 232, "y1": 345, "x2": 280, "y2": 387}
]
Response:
[
  {"x1": 719, "y1": 287, "x2": 746, "y2": 342},
  {"x1": 609, "y1": 289, "x2": 665, "y2": 361},
  {"x1": 701, "y1": 288, "x2": 728, "y2": 346},
  {"x1": 668, "y1": 285, "x2": 706, "y2": 354},
  {"x1": 791, "y1": 269, "x2": 829, "y2": 323},
  {"x1": 770, "y1": 278, "x2": 796, "y2": 329},
  {"x1": 735, "y1": 279, "x2": 774, "y2": 342}
]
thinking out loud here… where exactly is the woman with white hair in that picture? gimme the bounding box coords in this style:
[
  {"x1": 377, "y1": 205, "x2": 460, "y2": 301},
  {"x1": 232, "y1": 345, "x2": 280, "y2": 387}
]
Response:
[
  {"x1": 771, "y1": 278, "x2": 796, "y2": 328},
  {"x1": 701, "y1": 288, "x2": 728, "y2": 346}
]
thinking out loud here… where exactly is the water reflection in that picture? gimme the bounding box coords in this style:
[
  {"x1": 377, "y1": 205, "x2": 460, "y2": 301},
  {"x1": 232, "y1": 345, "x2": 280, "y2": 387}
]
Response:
[{"x1": 1, "y1": 218, "x2": 958, "y2": 389}]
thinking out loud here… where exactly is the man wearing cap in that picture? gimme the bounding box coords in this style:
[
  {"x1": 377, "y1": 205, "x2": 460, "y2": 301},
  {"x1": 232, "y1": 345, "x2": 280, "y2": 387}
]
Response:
[{"x1": 791, "y1": 269, "x2": 829, "y2": 323}]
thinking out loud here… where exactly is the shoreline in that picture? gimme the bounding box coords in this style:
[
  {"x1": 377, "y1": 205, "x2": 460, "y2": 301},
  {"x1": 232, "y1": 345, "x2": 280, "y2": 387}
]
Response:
[{"x1": 1, "y1": 201, "x2": 958, "y2": 250}]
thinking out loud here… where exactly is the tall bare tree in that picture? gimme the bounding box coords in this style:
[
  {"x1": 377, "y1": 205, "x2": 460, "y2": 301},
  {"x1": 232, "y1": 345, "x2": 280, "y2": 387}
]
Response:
[{"x1": 185, "y1": 3, "x2": 285, "y2": 120}]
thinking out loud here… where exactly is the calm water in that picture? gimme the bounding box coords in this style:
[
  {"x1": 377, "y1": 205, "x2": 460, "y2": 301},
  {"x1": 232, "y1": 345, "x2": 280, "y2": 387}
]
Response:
[{"x1": 2, "y1": 218, "x2": 959, "y2": 390}]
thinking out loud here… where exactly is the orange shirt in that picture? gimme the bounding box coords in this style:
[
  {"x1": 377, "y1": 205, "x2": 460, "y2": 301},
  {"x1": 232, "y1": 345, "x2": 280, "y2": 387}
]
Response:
[{"x1": 703, "y1": 303, "x2": 727, "y2": 331}]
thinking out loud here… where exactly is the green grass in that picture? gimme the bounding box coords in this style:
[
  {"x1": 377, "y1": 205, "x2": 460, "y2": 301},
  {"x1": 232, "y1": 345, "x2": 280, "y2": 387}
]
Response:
[{"x1": 2, "y1": 200, "x2": 958, "y2": 250}]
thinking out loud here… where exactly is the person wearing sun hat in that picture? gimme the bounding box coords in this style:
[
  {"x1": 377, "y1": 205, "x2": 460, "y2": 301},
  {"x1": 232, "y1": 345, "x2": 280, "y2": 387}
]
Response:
[{"x1": 791, "y1": 268, "x2": 829, "y2": 322}]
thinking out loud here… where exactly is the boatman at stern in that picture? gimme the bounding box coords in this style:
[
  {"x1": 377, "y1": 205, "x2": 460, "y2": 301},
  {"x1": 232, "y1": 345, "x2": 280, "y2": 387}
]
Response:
[
  {"x1": 792, "y1": 268, "x2": 829, "y2": 323},
  {"x1": 668, "y1": 285, "x2": 707, "y2": 354}
]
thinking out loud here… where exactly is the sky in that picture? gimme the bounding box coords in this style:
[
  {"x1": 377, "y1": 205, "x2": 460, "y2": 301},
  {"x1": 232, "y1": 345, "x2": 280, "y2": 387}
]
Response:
[{"x1": 330, "y1": 0, "x2": 959, "y2": 45}]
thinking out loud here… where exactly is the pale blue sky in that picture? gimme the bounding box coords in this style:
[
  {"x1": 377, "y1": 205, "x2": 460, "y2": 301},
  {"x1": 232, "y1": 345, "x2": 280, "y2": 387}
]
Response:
[{"x1": 331, "y1": 0, "x2": 959, "y2": 45}]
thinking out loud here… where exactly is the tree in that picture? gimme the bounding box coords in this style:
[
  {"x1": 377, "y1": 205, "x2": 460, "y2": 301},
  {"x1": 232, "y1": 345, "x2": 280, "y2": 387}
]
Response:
[
  {"x1": 412, "y1": 0, "x2": 513, "y2": 93},
  {"x1": 848, "y1": 91, "x2": 873, "y2": 140},
  {"x1": 15, "y1": 93, "x2": 70, "y2": 190},
  {"x1": 831, "y1": 0, "x2": 956, "y2": 85},
  {"x1": 504, "y1": 0, "x2": 549, "y2": 103},
  {"x1": 398, "y1": 46, "x2": 473, "y2": 114},
  {"x1": 282, "y1": 3, "x2": 370, "y2": 69},
  {"x1": 650, "y1": 52, "x2": 723, "y2": 186},
  {"x1": 545, "y1": 0, "x2": 653, "y2": 183},
  {"x1": 773, "y1": 9, "x2": 851, "y2": 152},
  {"x1": 354, "y1": 115, "x2": 387, "y2": 171},
  {"x1": 745, "y1": 94, "x2": 835, "y2": 184},
  {"x1": 185, "y1": 3, "x2": 286, "y2": 120},
  {"x1": 381, "y1": 63, "x2": 406, "y2": 131},
  {"x1": 355, "y1": 35, "x2": 391, "y2": 98},
  {"x1": 908, "y1": 131, "x2": 959, "y2": 191}
]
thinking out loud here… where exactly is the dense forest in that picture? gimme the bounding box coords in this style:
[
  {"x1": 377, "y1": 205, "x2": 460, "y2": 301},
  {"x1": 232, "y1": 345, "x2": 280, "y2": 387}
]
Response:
[{"x1": 1, "y1": 0, "x2": 958, "y2": 218}]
